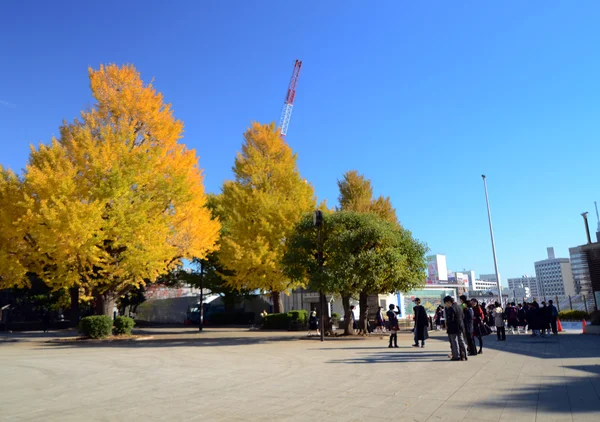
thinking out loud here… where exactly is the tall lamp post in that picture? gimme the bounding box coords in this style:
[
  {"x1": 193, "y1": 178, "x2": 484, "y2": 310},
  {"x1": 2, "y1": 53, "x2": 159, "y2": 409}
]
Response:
[
  {"x1": 198, "y1": 260, "x2": 204, "y2": 332},
  {"x1": 482, "y1": 175, "x2": 503, "y2": 308},
  {"x1": 313, "y1": 210, "x2": 325, "y2": 342}
]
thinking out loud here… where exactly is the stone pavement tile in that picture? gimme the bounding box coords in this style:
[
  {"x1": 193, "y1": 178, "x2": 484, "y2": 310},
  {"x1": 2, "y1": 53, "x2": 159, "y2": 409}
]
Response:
[
  {"x1": 402, "y1": 398, "x2": 445, "y2": 415},
  {"x1": 535, "y1": 412, "x2": 573, "y2": 422},
  {"x1": 463, "y1": 407, "x2": 502, "y2": 422},
  {"x1": 572, "y1": 412, "x2": 600, "y2": 422},
  {"x1": 394, "y1": 412, "x2": 432, "y2": 422},
  {"x1": 427, "y1": 402, "x2": 471, "y2": 421}
]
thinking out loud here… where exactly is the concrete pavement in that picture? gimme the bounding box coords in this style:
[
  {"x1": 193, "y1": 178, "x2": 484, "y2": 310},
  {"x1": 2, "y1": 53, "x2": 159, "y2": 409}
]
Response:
[{"x1": 1, "y1": 328, "x2": 599, "y2": 421}]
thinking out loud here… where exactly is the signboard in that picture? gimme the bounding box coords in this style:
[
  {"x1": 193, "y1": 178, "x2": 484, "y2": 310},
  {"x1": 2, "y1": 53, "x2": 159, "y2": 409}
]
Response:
[
  {"x1": 426, "y1": 256, "x2": 439, "y2": 285},
  {"x1": 456, "y1": 272, "x2": 469, "y2": 287}
]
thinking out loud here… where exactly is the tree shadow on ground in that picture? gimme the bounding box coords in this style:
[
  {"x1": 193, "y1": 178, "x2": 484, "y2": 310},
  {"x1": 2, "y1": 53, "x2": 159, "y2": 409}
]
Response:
[
  {"x1": 325, "y1": 351, "x2": 450, "y2": 364},
  {"x1": 37, "y1": 335, "x2": 300, "y2": 350},
  {"x1": 474, "y1": 372, "x2": 600, "y2": 414},
  {"x1": 428, "y1": 332, "x2": 600, "y2": 359}
]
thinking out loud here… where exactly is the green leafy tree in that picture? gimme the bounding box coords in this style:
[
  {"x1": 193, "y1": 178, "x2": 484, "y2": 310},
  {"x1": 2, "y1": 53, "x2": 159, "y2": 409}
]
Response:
[
  {"x1": 283, "y1": 211, "x2": 427, "y2": 335},
  {"x1": 337, "y1": 170, "x2": 401, "y2": 331}
]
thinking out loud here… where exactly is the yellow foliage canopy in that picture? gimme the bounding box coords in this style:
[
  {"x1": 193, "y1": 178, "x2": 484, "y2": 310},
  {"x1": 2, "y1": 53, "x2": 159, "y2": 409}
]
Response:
[
  {"x1": 218, "y1": 122, "x2": 315, "y2": 295},
  {"x1": 0, "y1": 64, "x2": 220, "y2": 295}
]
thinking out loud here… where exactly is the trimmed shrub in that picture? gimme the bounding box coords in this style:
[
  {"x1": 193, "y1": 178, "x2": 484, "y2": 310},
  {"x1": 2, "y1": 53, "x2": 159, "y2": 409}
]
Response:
[
  {"x1": 78, "y1": 316, "x2": 113, "y2": 339},
  {"x1": 113, "y1": 316, "x2": 135, "y2": 335},
  {"x1": 288, "y1": 310, "x2": 308, "y2": 324},
  {"x1": 262, "y1": 312, "x2": 290, "y2": 329},
  {"x1": 558, "y1": 310, "x2": 589, "y2": 321},
  {"x1": 262, "y1": 310, "x2": 309, "y2": 330}
]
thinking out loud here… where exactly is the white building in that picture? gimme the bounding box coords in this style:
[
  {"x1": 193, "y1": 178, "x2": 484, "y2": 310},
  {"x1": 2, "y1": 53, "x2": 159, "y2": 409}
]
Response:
[
  {"x1": 507, "y1": 276, "x2": 539, "y2": 299},
  {"x1": 480, "y1": 274, "x2": 498, "y2": 283},
  {"x1": 471, "y1": 279, "x2": 499, "y2": 291},
  {"x1": 534, "y1": 247, "x2": 576, "y2": 298}
]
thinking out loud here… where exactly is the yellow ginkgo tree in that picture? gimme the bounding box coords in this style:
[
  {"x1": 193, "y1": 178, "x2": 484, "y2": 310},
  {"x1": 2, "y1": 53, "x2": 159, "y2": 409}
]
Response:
[
  {"x1": 0, "y1": 64, "x2": 220, "y2": 317},
  {"x1": 217, "y1": 122, "x2": 315, "y2": 313}
]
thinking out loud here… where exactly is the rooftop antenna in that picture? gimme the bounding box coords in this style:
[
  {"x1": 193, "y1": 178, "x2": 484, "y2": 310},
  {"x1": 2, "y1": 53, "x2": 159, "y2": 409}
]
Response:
[{"x1": 595, "y1": 201, "x2": 600, "y2": 232}]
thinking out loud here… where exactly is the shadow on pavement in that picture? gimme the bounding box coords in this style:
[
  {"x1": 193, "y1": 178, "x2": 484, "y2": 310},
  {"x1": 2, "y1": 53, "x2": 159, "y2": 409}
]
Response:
[
  {"x1": 38, "y1": 335, "x2": 300, "y2": 349},
  {"x1": 428, "y1": 332, "x2": 600, "y2": 359},
  {"x1": 326, "y1": 351, "x2": 449, "y2": 364}
]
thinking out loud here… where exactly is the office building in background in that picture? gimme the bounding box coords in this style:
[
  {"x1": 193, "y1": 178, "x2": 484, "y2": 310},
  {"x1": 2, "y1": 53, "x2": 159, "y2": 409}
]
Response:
[
  {"x1": 507, "y1": 276, "x2": 540, "y2": 299},
  {"x1": 534, "y1": 247, "x2": 576, "y2": 298}
]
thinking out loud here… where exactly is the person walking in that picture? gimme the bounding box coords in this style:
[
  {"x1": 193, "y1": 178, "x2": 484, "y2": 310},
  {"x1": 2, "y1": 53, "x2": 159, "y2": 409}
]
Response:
[
  {"x1": 493, "y1": 302, "x2": 506, "y2": 341},
  {"x1": 308, "y1": 311, "x2": 320, "y2": 336},
  {"x1": 350, "y1": 305, "x2": 358, "y2": 334},
  {"x1": 375, "y1": 306, "x2": 386, "y2": 333},
  {"x1": 548, "y1": 300, "x2": 559, "y2": 335},
  {"x1": 471, "y1": 299, "x2": 486, "y2": 354},
  {"x1": 506, "y1": 302, "x2": 519, "y2": 334},
  {"x1": 517, "y1": 303, "x2": 527, "y2": 334},
  {"x1": 444, "y1": 296, "x2": 468, "y2": 361},
  {"x1": 460, "y1": 295, "x2": 477, "y2": 356},
  {"x1": 540, "y1": 302, "x2": 550, "y2": 337},
  {"x1": 387, "y1": 304, "x2": 399, "y2": 348},
  {"x1": 412, "y1": 298, "x2": 428, "y2": 348},
  {"x1": 528, "y1": 302, "x2": 541, "y2": 337},
  {"x1": 434, "y1": 306, "x2": 443, "y2": 330}
]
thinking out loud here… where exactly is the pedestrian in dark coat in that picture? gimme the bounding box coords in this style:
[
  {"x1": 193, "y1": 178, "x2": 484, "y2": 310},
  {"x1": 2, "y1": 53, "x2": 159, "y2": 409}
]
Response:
[
  {"x1": 471, "y1": 299, "x2": 486, "y2": 354},
  {"x1": 548, "y1": 300, "x2": 559, "y2": 335},
  {"x1": 412, "y1": 298, "x2": 428, "y2": 348},
  {"x1": 460, "y1": 295, "x2": 477, "y2": 356},
  {"x1": 444, "y1": 296, "x2": 468, "y2": 361},
  {"x1": 387, "y1": 304, "x2": 399, "y2": 348}
]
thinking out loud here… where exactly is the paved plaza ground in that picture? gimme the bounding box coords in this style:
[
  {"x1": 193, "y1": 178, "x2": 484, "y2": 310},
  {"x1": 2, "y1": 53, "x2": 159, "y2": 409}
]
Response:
[{"x1": 1, "y1": 327, "x2": 600, "y2": 421}]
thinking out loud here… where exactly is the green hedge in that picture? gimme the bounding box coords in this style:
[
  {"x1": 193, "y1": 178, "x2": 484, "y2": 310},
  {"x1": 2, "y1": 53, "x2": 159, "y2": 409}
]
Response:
[
  {"x1": 262, "y1": 310, "x2": 308, "y2": 330},
  {"x1": 78, "y1": 316, "x2": 113, "y2": 339},
  {"x1": 113, "y1": 316, "x2": 135, "y2": 335},
  {"x1": 558, "y1": 310, "x2": 589, "y2": 321}
]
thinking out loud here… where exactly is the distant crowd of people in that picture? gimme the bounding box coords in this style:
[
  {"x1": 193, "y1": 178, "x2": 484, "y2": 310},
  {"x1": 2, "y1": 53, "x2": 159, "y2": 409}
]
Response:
[{"x1": 434, "y1": 295, "x2": 559, "y2": 361}]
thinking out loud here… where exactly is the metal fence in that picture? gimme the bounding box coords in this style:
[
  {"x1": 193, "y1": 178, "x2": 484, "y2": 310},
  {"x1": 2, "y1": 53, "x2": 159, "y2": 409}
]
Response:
[{"x1": 504, "y1": 293, "x2": 598, "y2": 313}]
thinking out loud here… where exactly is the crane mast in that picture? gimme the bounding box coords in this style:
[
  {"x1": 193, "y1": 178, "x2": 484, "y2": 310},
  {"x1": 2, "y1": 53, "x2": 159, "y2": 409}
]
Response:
[{"x1": 278, "y1": 60, "x2": 302, "y2": 137}]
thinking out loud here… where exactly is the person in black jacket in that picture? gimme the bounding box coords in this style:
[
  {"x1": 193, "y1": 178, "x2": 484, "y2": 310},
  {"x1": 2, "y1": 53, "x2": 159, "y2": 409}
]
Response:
[
  {"x1": 444, "y1": 296, "x2": 468, "y2": 361},
  {"x1": 412, "y1": 298, "x2": 428, "y2": 348},
  {"x1": 387, "y1": 304, "x2": 399, "y2": 348},
  {"x1": 460, "y1": 295, "x2": 476, "y2": 356}
]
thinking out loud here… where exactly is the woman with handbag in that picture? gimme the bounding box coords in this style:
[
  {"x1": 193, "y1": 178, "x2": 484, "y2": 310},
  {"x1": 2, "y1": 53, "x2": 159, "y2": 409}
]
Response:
[{"x1": 471, "y1": 298, "x2": 489, "y2": 354}]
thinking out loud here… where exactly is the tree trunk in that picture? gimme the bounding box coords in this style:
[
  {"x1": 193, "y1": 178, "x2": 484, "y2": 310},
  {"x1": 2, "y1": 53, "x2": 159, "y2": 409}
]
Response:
[
  {"x1": 223, "y1": 294, "x2": 236, "y2": 313},
  {"x1": 69, "y1": 286, "x2": 80, "y2": 328},
  {"x1": 271, "y1": 291, "x2": 284, "y2": 314},
  {"x1": 359, "y1": 290, "x2": 369, "y2": 335},
  {"x1": 95, "y1": 292, "x2": 117, "y2": 317},
  {"x1": 342, "y1": 294, "x2": 354, "y2": 336}
]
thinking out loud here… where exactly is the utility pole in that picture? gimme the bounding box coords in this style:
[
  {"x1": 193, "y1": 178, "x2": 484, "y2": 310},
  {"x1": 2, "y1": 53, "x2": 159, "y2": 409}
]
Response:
[
  {"x1": 314, "y1": 210, "x2": 325, "y2": 342},
  {"x1": 482, "y1": 175, "x2": 503, "y2": 308},
  {"x1": 198, "y1": 261, "x2": 204, "y2": 332}
]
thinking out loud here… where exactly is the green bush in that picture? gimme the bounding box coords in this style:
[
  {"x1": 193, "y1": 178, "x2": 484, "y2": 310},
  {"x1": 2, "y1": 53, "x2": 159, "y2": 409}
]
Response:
[
  {"x1": 113, "y1": 316, "x2": 135, "y2": 335},
  {"x1": 78, "y1": 316, "x2": 113, "y2": 339},
  {"x1": 331, "y1": 312, "x2": 340, "y2": 320},
  {"x1": 558, "y1": 310, "x2": 589, "y2": 321},
  {"x1": 288, "y1": 310, "x2": 308, "y2": 324},
  {"x1": 262, "y1": 310, "x2": 308, "y2": 329}
]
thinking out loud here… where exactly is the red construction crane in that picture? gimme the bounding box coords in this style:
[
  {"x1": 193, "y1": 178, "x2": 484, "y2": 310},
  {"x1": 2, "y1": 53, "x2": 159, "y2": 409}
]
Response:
[{"x1": 278, "y1": 60, "x2": 302, "y2": 137}]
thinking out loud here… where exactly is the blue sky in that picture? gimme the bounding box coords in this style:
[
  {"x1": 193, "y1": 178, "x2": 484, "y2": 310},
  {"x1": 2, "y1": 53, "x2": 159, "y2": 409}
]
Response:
[{"x1": 1, "y1": 1, "x2": 599, "y2": 284}]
